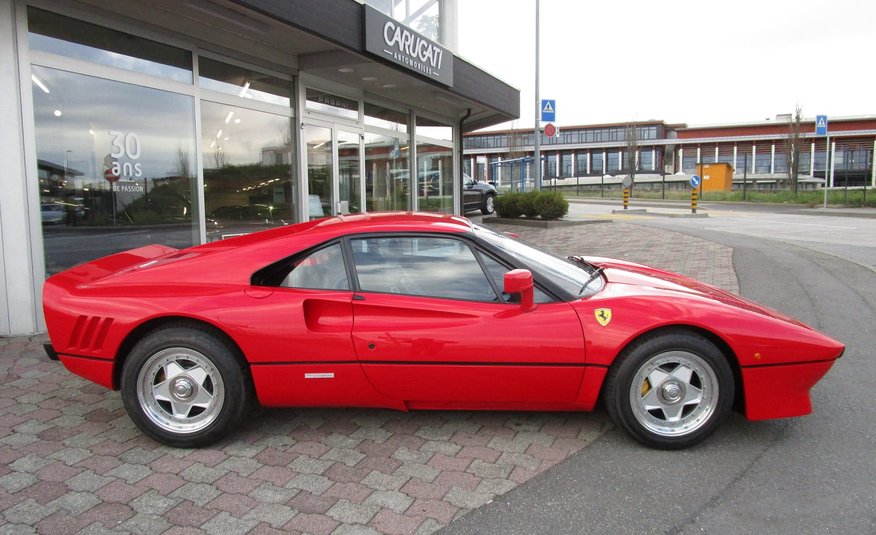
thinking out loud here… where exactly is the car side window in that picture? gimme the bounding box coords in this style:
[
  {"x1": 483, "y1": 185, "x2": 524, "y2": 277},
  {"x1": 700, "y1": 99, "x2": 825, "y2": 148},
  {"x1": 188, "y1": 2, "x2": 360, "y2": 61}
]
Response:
[
  {"x1": 281, "y1": 243, "x2": 349, "y2": 290},
  {"x1": 477, "y1": 251, "x2": 554, "y2": 304},
  {"x1": 351, "y1": 236, "x2": 499, "y2": 302}
]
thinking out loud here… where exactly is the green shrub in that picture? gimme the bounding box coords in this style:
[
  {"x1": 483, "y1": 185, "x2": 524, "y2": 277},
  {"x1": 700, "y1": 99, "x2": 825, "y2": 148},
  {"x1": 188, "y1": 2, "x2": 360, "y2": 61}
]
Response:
[
  {"x1": 534, "y1": 191, "x2": 569, "y2": 220},
  {"x1": 494, "y1": 190, "x2": 569, "y2": 220},
  {"x1": 495, "y1": 192, "x2": 522, "y2": 218}
]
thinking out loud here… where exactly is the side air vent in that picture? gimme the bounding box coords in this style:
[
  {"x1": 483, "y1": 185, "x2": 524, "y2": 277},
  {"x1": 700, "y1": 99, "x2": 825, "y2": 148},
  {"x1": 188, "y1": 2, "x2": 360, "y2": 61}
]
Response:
[{"x1": 68, "y1": 315, "x2": 114, "y2": 352}]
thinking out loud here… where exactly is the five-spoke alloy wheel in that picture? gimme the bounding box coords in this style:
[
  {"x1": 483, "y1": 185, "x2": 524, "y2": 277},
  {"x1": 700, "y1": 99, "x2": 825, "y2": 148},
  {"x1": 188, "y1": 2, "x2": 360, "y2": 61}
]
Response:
[
  {"x1": 604, "y1": 330, "x2": 734, "y2": 449},
  {"x1": 121, "y1": 325, "x2": 252, "y2": 447}
]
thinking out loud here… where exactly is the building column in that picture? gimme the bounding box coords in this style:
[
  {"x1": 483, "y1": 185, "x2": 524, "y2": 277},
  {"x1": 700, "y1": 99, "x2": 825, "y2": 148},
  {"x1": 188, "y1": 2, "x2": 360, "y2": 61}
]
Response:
[
  {"x1": 872, "y1": 140, "x2": 876, "y2": 187},
  {"x1": 678, "y1": 147, "x2": 683, "y2": 173},
  {"x1": 714, "y1": 146, "x2": 719, "y2": 162},
  {"x1": 733, "y1": 145, "x2": 738, "y2": 171},
  {"x1": 770, "y1": 143, "x2": 775, "y2": 174},
  {"x1": 602, "y1": 149, "x2": 606, "y2": 174},
  {"x1": 829, "y1": 141, "x2": 836, "y2": 187},
  {"x1": 1, "y1": 0, "x2": 41, "y2": 335},
  {"x1": 752, "y1": 144, "x2": 757, "y2": 174},
  {"x1": 810, "y1": 142, "x2": 815, "y2": 176}
]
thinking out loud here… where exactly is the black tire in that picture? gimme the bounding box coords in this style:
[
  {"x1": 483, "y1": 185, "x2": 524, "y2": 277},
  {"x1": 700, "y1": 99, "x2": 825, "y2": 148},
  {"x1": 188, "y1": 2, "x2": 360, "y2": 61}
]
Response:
[
  {"x1": 603, "y1": 330, "x2": 734, "y2": 449},
  {"x1": 481, "y1": 193, "x2": 496, "y2": 215},
  {"x1": 120, "y1": 324, "x2": 252, "y2": 447}
]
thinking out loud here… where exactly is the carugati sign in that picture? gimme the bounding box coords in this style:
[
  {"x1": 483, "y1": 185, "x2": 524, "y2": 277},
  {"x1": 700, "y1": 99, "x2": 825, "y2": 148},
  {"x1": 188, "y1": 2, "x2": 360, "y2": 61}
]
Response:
[{"x1": 363, "y1": 5, "x2": 453, "y2": 87}]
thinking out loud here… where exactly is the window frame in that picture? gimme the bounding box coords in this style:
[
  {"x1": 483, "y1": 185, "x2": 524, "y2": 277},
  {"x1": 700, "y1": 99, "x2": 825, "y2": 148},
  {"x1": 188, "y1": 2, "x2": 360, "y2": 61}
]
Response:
[{"x1": 347, "y1": 233, "x2": 503, "y2": 303}]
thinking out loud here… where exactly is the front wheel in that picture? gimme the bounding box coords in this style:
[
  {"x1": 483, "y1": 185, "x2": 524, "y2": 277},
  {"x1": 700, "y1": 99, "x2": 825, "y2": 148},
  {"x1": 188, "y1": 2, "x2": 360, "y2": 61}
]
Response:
[
  {"x1": 481, "y1": 193, "x2": 495, "y2": 215},
  {"x1": 120, "y1": 325, "x2": 252, "y2": 447},
  {"x1": 603, "y1": 330, "x2": 734, "y2": 449}
]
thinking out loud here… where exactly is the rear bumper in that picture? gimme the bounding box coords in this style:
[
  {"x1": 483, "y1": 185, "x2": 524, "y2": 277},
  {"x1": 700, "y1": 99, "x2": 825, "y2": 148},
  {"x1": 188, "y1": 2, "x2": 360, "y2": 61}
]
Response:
[
  {"x1": 741, "y1": 359, "x2": 836, "y2": 420},
  {"x1": 44, "y1": 342, "x2": 59, "y2": 361}
]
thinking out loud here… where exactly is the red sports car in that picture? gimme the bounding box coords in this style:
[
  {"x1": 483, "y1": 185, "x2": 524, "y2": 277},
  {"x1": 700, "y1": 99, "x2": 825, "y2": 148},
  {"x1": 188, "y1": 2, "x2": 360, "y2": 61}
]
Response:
[{"x1": 43, "y1": 212, "x2": 844, "y2": 449}]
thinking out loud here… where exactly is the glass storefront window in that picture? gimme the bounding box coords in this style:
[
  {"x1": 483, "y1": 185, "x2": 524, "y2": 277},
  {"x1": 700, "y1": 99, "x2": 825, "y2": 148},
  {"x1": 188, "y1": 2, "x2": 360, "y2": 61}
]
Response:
[
  {"x1": 640, "y1": 150, "x2": 653, "y2": 171},
  {"x1": 31, "y1": 66, "x2": 196, "y2": 274},
  {"x1": 591, "y1": 152, "x2": 604, "y2": 174},
  {"x1": 306, "y1": 89, "x2": 358, "y2": 121},
  {"x1": 576, "y1": 152, "x2": 588, "y2": 175},
  {"x1": 306, "y1": 126, "x2": 333, "y2": 219},
  {"x1": 365, "y1": 103, "x2": 408, "y2": 133},
  {"x1": 200, "y1": 58, "x2": 291, "y2": 107},
  {"x1": 560, "y1": 152, "x2": 572, "y2": 178},
  {"x1": 365, "y1": 132, "x2": 409, "y2": 211},
  {"x1": 338, "y1": 131, "x2": 362, "y2": 214},
  {"x1": 416, "y1": 125, "x2": 452, "y2": 213},
  {"x1": 28, "y1": 7, "x2": 192, "y2": 83},
  {"x1": 607, "y1": 151, "x2": 621, "y2": 173},
  {"x1": 201, "y1": 101, "x2": 293, "y2": 239}
]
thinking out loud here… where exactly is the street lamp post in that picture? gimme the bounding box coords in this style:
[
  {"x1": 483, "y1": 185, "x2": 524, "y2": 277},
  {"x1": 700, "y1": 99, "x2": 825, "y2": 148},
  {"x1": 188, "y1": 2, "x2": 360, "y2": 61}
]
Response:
[{"x1": 533, "y1": 0, "x2": 541, "y2": 192}]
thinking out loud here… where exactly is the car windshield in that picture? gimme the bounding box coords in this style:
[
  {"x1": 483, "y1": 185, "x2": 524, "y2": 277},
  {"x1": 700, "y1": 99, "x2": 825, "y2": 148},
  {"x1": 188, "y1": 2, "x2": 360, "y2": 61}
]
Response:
[{"x1": 473, "y1": 225, "x2": 604, "y2": 297}]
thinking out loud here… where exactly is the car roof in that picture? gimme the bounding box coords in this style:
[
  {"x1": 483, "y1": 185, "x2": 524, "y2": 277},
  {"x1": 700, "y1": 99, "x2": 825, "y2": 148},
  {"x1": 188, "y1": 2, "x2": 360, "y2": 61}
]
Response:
[{"x1": 201, "y1": 211, "x2": 474, "y2": 250}]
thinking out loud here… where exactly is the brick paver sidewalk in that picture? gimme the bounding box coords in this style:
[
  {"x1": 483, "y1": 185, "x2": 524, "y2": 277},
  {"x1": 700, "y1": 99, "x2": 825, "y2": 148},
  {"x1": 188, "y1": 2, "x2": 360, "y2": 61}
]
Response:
[{"x1": 0, "y1": 222, "x2": 737, "y2": 534}]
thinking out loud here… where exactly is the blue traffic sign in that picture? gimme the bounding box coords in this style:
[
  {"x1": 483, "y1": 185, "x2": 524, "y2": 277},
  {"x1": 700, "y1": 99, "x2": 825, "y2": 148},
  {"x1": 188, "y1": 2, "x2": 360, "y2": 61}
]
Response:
[
  {"x1": 690, "y1": 175, "x2": 701, "y2": 188},
  {"x1": 540, "y1": 99, "x2": 556, "y2": 122},
  {"x1": 815, "y1": 115, "x2": 828, "y2": 136}
]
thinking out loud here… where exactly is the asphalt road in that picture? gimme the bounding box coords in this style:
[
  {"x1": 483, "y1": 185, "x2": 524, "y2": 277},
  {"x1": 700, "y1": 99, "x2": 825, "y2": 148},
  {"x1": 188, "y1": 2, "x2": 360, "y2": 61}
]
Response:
[{"x1": 442, "y1": 205, "x2": 876, "y2": 535}]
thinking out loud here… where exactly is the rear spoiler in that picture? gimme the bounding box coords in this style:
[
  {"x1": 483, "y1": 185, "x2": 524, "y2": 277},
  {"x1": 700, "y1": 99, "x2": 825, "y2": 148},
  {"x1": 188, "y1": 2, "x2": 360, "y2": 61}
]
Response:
[{"x1": 51, "y1": 244, "x2": 179, "y2": 286}]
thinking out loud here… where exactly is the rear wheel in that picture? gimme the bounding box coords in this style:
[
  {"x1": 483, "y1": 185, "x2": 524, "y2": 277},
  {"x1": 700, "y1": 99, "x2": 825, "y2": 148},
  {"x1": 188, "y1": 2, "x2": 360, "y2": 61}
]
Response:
[
  {"x1": 120, "y1": 325, "x2": 251, "y2": 447},
  {"x1": 603, "y1": 330, "x2": 733, "y2": 449},
  {"x1": 481, "y1": 193, "x2": 496, "y2": 215}
]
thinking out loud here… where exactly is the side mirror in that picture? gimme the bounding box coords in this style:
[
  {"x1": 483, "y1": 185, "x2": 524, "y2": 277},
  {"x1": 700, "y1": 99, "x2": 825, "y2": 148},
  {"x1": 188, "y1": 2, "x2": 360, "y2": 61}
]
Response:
[{"x1": 504, "y1": 269, "x2": 536, "y2": 312}]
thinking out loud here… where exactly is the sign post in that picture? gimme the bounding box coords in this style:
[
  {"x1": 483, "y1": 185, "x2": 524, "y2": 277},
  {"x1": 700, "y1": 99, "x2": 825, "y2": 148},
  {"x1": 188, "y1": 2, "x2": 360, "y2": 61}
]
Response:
[
  {"x1": 816, "y1": 115, "x2": 829, "y2": 208},
  {"x1": 690, "y1": 175, "x2": 701, "y2": 214}
]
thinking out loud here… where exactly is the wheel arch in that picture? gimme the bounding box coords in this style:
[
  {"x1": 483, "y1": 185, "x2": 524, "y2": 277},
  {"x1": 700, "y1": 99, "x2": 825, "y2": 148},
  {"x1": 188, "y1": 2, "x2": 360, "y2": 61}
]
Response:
[
  {"x1": 604, "y1": 324, "x2": 745, "y2": 413},
  {"x1": 112, "y1": 316, "x2": 249, "y2": 391}
]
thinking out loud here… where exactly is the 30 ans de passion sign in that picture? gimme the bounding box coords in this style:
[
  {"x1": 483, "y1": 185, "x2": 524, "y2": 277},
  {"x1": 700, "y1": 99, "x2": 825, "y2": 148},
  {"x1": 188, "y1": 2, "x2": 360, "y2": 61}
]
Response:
[{"x1": 363, "y1": 5, "x2": 453, "y2": 87}]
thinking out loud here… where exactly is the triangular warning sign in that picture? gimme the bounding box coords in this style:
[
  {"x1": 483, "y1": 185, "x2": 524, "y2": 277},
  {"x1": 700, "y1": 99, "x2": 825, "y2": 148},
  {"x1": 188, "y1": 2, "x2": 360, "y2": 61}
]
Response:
[
  {"x1": 817, "y1": 117, "x2": 826, "y2": 128},
  {"x1": 542, "y1": 101, "x2": 554, "y2": 113}
]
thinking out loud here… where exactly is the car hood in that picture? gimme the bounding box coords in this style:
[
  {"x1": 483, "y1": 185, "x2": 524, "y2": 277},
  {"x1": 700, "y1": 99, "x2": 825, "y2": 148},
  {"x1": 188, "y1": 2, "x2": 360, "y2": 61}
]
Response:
[{"x1": 585, "y1": 256, "x2": 809, "y2": 327}]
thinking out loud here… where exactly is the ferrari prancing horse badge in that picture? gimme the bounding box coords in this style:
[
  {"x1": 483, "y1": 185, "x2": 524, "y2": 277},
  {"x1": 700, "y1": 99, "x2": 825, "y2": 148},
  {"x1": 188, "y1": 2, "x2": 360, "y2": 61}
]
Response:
[{"x1": 594, "y1": 308, "x2": 612, "y2": 327}]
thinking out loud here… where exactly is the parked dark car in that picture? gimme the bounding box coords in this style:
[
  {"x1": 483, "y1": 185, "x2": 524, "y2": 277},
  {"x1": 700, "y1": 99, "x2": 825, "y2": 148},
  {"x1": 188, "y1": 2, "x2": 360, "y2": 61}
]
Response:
[{"x1": 462, "y1": 173, "x2": 497, "y2": 215}]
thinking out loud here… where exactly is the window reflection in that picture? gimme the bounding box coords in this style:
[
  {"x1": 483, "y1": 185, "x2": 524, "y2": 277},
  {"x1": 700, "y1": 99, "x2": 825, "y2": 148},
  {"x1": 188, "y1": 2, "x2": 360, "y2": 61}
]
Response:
[
  {"x1": 31, "y1": 66, "x2": 196, "y2": 274},
  {"x1": 201, "y1": 101, "x2": 293, "y2": 239},
  {"x1": 307, "y1": 126, "x2": 333, "y2": 219},
  {"x1": 365, "y1": 103, "x2": 408, "y2": 133},
  {"x1": 28, "y1": 7, "x2": 192, "y2": 83},
  {"x1": 416, "y1": 118, "x2": 453, "y2": 213},
  {"x1": 365, "y1": 132, "x2": 409, "y2": 211},
  {"x1": 338, "y1": 131, "x2": 362, "y2": 214},
  {"x1": 200, "y1": 58, "x2": 291, "y2": 107}
]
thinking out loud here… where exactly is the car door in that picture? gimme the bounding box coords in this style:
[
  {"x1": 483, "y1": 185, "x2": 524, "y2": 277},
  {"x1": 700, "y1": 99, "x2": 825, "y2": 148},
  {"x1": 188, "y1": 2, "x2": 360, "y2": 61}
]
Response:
[
  {"x1": 462, "y1": 174, "x2": 483, "y2": 212},
  {"x1": 348, "y1": 234, "x2": 587, "y2": 407}
]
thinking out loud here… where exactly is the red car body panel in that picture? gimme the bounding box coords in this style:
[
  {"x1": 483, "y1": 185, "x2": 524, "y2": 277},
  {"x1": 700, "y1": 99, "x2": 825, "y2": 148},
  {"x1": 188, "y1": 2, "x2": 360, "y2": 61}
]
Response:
[{"x1": 43, "y1": 212, "x2": 844, "y2": 423}]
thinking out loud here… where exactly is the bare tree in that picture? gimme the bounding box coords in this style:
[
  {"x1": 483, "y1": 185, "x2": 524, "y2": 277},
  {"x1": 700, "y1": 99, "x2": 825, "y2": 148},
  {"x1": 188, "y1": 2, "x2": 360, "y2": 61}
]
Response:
[
  {"x1": 175, "y1": 147, "x2": 191, "y2": 179},
  {"x1": 212, "y1": 147, "x2": 227, "y2": 169},
  {"x1": 785, "y1": 104, "x2": 805, "y2": 199}
]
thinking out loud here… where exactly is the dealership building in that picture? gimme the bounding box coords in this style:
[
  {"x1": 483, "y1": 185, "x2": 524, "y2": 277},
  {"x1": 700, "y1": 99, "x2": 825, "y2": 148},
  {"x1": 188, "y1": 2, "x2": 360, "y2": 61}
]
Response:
[
  {"x1": 464, "y1": 116, "x2": 876, "y2": 191},
  {"x1": 0, "y1": 0, "x2": 519, "y2": 335}
]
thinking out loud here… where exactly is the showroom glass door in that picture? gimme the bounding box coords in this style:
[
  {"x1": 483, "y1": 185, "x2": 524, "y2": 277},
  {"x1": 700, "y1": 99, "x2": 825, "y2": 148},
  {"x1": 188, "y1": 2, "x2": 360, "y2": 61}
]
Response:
[
  {"x1": 337, "y1": 130, "x2": 362, "y2": 215},
  {"x1": 306, "y1": 123, "x2": 363, "y2": 219}
]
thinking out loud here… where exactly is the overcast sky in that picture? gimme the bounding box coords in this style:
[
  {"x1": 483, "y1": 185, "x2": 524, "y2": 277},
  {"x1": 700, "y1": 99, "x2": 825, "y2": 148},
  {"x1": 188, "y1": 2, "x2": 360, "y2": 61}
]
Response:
[{"x1": 457, "y1": 0, "x2": 876, "y2": 130}]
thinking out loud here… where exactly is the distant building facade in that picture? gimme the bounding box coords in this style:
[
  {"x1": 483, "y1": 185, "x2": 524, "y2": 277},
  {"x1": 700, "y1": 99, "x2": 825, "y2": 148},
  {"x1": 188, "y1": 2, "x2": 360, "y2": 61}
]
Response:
[{"x1": 463, "y1": 116, "x2": 876, "y2": 191}]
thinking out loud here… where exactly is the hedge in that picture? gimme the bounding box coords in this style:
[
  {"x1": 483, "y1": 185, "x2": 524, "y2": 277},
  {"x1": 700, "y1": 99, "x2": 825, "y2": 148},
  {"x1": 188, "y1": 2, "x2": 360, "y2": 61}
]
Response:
[{"x1": 494, "y1": 191, "x2": 569, "y2": 220}]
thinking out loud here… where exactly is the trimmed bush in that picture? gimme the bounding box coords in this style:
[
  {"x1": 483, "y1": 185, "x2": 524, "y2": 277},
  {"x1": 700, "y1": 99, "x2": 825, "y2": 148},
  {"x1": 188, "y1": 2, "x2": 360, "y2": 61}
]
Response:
[
  {"x1": 494, "y1": 192, "x2": 522, "y2": 218},
  {"x1": 533, "y1": 191, "x2": 569, "y2": 220},
  {"x1": 494, "y1": 191, "x2": 569, "y2": 220}
]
